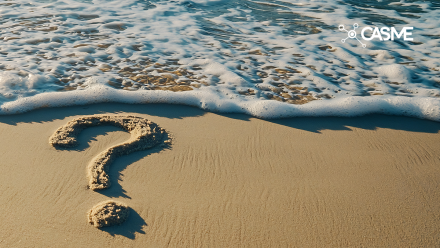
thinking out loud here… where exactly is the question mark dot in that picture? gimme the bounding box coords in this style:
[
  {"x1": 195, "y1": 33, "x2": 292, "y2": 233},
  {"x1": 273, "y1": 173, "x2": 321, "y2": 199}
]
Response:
[{"x1": 88, "y1": 200, "x2": 130, "y2": 228}]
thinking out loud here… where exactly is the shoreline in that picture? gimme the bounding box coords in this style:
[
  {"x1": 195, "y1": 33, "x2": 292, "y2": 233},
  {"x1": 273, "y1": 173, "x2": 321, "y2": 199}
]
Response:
[
  {"x1": 1, "y1": 103, "x2": 440, "y2": 246},
  {"x1": 1, "y1": 85, "x2": 440, "y2": 121}
]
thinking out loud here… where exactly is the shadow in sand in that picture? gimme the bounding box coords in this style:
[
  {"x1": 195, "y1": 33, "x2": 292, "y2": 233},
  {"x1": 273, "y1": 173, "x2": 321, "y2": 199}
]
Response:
[
  {"x1": 51, "y1": 120, "x2": 172, "y2": 198},
  {"x1": 218, "y1": 113, "x2": 440, "y2": 134},
  {"x1": 0, "y1": 102, "x2": 206, "y2": 126},
  {"x1": 269, "y1": 114, "x2": 440, "y2": 134},
  {"x1": 99, "y1": 144, "x2": 171, "y2": 199},
  {"x1": 55, "y1": 125, "x2": 128, "y2": 152},
  {"x1": 100, "y1": 208, "x2": 147, "y2": 239}
]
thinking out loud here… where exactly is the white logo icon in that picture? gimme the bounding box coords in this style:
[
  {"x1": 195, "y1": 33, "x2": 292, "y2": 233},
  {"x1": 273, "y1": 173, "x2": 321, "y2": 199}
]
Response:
[{"x1": 339, "y1": 23, "x2": 367, "y2": 48}]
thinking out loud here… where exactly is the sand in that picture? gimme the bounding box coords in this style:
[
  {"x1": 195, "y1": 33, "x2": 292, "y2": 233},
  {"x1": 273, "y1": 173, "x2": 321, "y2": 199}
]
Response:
[
  {"x1": 0, "y1": 103, "x2": 440, "y2": 247},
  {"x1": 88, "y1": 200, "x2": 130, "y2": 228},
  {"x1": 49, "y1": 115, "x2": 169, "y2": 191}
]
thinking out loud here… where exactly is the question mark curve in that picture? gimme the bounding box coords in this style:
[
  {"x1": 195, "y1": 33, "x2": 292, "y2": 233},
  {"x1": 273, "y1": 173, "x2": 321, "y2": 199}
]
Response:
[{"x1": 49, "y1": 115, "x2": 169, "y2": 191}]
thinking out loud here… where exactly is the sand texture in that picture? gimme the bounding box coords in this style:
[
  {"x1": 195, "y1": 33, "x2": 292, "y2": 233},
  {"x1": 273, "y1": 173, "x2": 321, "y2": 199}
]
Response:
[
  {"x1": 88, "y1": 200, "x2": 130, "y2": 228},
  {"x1": 49, "y1": 115, "x2": 168, "y2": 191},
  {"x1": 1, "y1": 103, "x2": 440, "y2": 247}
]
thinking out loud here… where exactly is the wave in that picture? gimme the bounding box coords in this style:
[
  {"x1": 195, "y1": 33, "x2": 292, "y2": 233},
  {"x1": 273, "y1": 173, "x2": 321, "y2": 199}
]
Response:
[{"x1": 0, "y1": 0, "x2": 439, "y2": 120}]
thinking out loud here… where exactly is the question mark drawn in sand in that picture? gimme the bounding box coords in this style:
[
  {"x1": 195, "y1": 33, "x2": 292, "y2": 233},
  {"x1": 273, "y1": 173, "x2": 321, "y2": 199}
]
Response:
[{"x1": 49, "y1": 115, "x2": 170, "y2": 228}]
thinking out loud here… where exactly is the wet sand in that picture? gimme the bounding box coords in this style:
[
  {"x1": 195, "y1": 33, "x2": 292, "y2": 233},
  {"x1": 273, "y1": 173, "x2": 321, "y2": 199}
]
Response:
[{"x1": 0, "y1": 103, "x2": 440, "y2": 247}]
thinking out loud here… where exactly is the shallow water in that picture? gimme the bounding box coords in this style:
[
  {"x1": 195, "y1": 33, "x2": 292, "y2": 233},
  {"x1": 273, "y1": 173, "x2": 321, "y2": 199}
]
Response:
[{"x1": 0, "y1": 0, "x2": 439, "y2": 119}]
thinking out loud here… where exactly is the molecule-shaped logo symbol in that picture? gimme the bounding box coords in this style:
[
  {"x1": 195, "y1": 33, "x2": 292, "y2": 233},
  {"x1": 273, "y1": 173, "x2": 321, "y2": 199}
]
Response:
[{"x1": 339, "y1": 23, "x2": 366, "y2": 48}]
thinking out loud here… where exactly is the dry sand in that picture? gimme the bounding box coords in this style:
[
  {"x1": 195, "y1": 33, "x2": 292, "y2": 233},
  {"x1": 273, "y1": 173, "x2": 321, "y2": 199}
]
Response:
[
  {"x1": 0, "y1": 103, "x2": 440, "y2": 247},
  {"x1": 49, "y1": 115, "x2": 168, "y2": 191}
]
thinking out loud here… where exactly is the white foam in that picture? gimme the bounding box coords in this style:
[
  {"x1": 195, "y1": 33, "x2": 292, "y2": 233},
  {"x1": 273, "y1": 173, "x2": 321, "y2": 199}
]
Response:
[
  {"x1": 375, "y1": 64, "x2": 412, "y2": 82},
  {"x1": 0, "y1": 0, "x2": 438, "y2": 121},
  {"x1": 1, "y1": 81, "x2": 440, "y2": 122}
]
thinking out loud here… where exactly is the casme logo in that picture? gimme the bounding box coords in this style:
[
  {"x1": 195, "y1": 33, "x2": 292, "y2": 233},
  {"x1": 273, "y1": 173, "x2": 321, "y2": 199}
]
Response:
[{"x1": 339, "y1": 23, "x2": 414, "y2": 48}]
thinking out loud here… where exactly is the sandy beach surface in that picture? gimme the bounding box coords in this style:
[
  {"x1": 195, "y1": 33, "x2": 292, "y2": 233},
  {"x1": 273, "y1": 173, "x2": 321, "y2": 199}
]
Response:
[{"x1": 1, "y1": 103, "x2": 440, "y2": 247}]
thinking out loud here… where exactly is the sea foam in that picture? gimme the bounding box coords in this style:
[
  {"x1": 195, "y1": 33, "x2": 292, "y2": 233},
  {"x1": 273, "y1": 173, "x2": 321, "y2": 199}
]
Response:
[{"x1": 0, "y1": 0, "x2": 439, "y2": 120}]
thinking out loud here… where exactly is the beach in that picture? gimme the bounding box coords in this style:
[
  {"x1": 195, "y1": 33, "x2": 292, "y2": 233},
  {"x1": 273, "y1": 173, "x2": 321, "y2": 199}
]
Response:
[
  {"x1": 1, "y1": 103, "x2": 440, "y2": 247},
  {"x1": 0, "y1": 0, "x2": 440, "y2": 246}
]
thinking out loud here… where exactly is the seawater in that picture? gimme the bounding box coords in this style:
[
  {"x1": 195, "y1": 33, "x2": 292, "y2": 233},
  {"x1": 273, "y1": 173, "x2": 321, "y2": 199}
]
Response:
[{"x1": 0, "y1": 0, "x2": 439, "y2": 119}]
